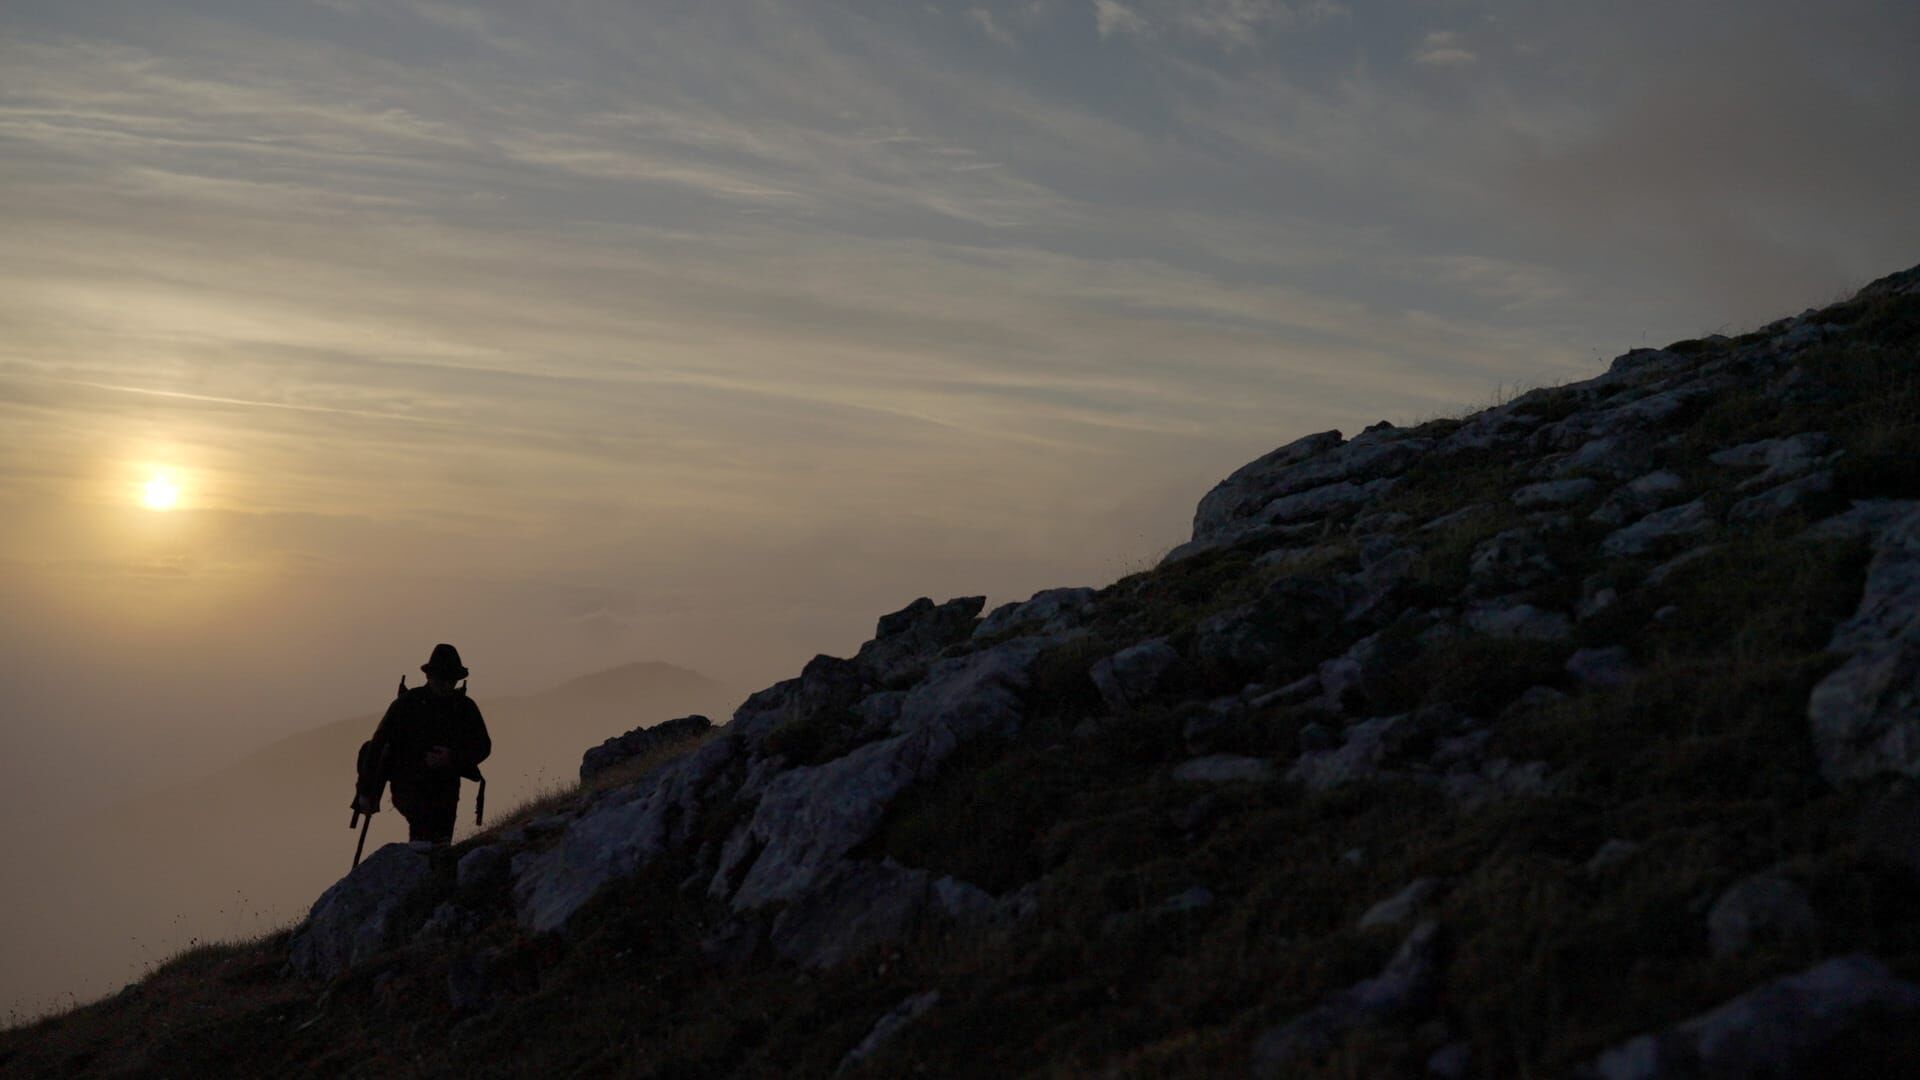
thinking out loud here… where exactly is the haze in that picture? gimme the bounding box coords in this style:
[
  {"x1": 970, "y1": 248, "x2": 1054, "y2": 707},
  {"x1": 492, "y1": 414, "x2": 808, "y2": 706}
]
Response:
[{"x1": 3, "y1": 0, "x2": 1916, "y2": 1017}]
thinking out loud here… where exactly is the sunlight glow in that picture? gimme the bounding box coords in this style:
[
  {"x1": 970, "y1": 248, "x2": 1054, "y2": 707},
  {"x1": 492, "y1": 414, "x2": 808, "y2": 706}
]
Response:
[{"x1": 142, "y1": 474, "x2": 180, "y2": 511}]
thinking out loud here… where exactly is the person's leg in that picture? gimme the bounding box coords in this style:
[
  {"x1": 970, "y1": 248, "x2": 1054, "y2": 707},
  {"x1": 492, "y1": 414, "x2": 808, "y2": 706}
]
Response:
[{"x1": 410, "y1": 797, "x2": 457, "y2": 844}]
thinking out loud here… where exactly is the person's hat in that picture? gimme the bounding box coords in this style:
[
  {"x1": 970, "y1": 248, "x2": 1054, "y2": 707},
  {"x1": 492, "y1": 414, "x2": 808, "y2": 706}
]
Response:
[{"x1": 421, "y1": 643, "x2": 468, "y2": 680}]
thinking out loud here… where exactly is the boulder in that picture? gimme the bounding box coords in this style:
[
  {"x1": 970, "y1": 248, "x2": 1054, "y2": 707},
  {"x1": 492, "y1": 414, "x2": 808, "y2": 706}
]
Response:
[
  {"x1": 1644, "y1": 545, "x2": 1720, "y2": 588},
  {"x1": 838, "y1": 990, "x2": 941, "y2": 1073},
  {"x1": 1172, "y1": 754, "x2": 1276, "y2": 785},
  {"x1": 1290, "y1": 715, "x2": 1402, "y2": 791},
  {"x1": 1710, "y1": 432, "x2": 1832, "y2": 490},
  {"x1": 1555, "y1": 435, "x2": 1656, "y2": 480},
  {"x1": 723, "y1": 637, "x2": 1047, "y2": 910},
  {"x1": 579, "y1": 714, "x2": 714, "y2": 783},
  {"x1": 1512, "y1": 478, "x2": 1597, "y2": 508},
  {"x1": 974, "y1": 587, "x2": 1096, "y2": 640},
  {"x1": 1708, "y1": 873, "x2": 1819, "y2": 959},
  {"x1": 1808, "y1": 502, "x2": 1920, "y2": 784},
  {"x1": 1441, "y1": 757, "x2": 1553, "y2": 808},
  {"x1": 1469, "y1": 528, "x2": 1557, "y2": 590},
  {"x1": 1567, "y1": 646, "x2": 1635, "y2": 689},
  {"x1": 1090, "y1": 637, "x2": 1181, "y2": 712},
  {"x1": 1357, "y1": 877, "x2": 1442, "y2": 930},
  {"x1": 1586, "y1": 839, "x2": 1641, "y2": 874},
  {"x1": 514, "y1": 732, "x2": 739, "y2": 932},
  {"x1": 1590, "y1": 954, "x2": 1920, "y2": 1079},
  {"x1": 1464, "y1": 603, "x2": 1573, "y2": 642},
  {"x1": 1188, "y1": 429, "x2": 1429, "y2": 547},
  {"x1": 856, "y1": 595, "x2": 987, "y2": 686},
  {"x1": 1191, "y1": 429, "x2": 1345, "y2": 540},
  {"x1": 729, "y1": 654, "x2": 871, "y2": 750},
  {"x1": 1436, "y1": 405, "x2": 1544, "y2": 456},
  {"x1": 1591, "y1": 470, "x2": 1687, "y2": 527},
  {"x1": 414, "y1": 902, "x2": 480, "y2": 946},
  {"x1": 1251, "y1": 921, "x2": 1441, "y2": 1075},
  {"x1": 456, "y1": 844, "x2": 510, "y2": 891},
  {"x1": 1601, "y1": 499, "x2": 1715, "y2": 558},
  {"x1": 1730, "y1": 470, "x2": 1834, "y2": 523},
  {"x1": 290, "y1": 842, "x2": 435, "y2": 979}
]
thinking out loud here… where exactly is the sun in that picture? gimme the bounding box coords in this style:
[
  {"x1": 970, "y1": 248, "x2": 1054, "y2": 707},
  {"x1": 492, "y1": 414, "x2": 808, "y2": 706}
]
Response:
[{"x1": 142, "y1": 473, "x2": 180, "y2": 511}]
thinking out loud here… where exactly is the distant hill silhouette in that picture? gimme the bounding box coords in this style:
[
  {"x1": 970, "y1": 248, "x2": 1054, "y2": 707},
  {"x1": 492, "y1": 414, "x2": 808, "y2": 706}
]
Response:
[{"x1": 3, "y1": 660, "x2": 734, "y2": 1018}]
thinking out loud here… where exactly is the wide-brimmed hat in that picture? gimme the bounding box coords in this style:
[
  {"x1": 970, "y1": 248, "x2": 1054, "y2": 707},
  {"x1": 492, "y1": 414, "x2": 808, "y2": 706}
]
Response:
[{"x1": 421, "y1": 643, "x2": 468, "y2": 680}]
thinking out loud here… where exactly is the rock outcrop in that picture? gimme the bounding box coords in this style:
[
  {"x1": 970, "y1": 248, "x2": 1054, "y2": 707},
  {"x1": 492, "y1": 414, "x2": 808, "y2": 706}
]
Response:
[
  {"x1": 578, "y1": 713, "x2": 713, "y2": 783},
  {"x1": 289, "y1": 843, "x2": 434, "y2": 979},
  {"x1": 231, "y1": 263, "x2": 1920, "y2": 1079}
]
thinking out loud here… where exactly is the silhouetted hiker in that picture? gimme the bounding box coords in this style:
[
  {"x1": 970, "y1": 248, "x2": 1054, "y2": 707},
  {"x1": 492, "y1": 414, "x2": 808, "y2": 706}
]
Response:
[{"x1": 352, "y1": 644, "x2": 492, "y2": 845}]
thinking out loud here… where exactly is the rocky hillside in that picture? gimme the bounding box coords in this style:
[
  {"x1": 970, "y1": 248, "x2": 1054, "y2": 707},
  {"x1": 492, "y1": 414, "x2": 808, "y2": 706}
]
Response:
[{"x1": 6, "y1": 265, "x2": 1920, "y2": 1077}]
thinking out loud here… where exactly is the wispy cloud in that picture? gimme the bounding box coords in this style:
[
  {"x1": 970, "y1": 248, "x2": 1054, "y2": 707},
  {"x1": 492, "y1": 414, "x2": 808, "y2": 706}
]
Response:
[{"x1": 1412, "y1": 30, "x2": 1478, "y2": 68}]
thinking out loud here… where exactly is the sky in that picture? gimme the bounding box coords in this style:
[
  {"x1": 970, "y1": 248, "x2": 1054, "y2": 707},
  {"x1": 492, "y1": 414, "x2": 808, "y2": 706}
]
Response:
[{"x1": 2, "y1": 0, "x2": 1918, "y2": 832}]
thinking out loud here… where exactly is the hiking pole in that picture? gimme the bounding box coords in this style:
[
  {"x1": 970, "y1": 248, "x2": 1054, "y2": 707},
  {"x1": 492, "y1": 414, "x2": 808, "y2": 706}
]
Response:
[{"x1": 350, "y1": 808, "x2": 372, "y2": 872}]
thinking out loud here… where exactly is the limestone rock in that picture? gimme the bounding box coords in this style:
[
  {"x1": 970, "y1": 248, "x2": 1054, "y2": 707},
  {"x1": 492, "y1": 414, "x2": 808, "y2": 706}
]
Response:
[
  {"x1": 1567, "y1": 646, "x2": 1635, "y2": 689},
  {"x1": 1290, "y1": 715, "x2": 1400, "y2": 791},
  {"x1": 838, "y1": 990, "x2": 941, "y2": 1073},
  {"x1": 1808, "y1": 502, "x2": 1920, "y2": 784},
  {"x1": 1601, "y1": 499, "x2": 1714, "y2": 558},
  {"x1": 1187, "y1": 428, "x2": 1427, "y2": 549},
  {"x1": 1512, "y1": 478, "x2": 1598, "y2": 509},
  {"x1": 974, "y1": 587, "x2": 1096, "y2": 641},
  {"x1": 729, "y1": 654, "x2": 870, "y2": 751},
  {"x1": 415, "y1": 902, "x2": 480, "y2": 946},
  {"x1": 1172, "y1": 754, "x2": 1276, "y2": 785},
  {"x1": 1258, "y1": 477, "x2": 1398, "y2": 526},
  {"x1": 456, "y1": 844, "x2": 509, "y2": 891},
  {"x1": 514, "y1": 732, "x2": 739, "y2": 932},
  {"x1": 1730, "y1": 470, "x2": 1834, "y2": 523},
  {"x1": 725, "y1": 637, "x2": 1047, "y2": 910},
  {"x1": 579, "y1": 714, "x2": 713, "y2": 783},
  {"x1": 1441, "y1": 757, "x2": 1553, "y2": 808},
  {"x1": 1644, "y1": 545, "x2": 1720, "y2": 588},
  {"x1": 290, "y1": 842, "x2": 435, "y2": 979},
  {"x1": 1555, "y1": 435, "x2": 1656, "y2": 480},
  {"x1": 1710, "y1": 432, "x2": 1832, "y2": 490},
  {"x1": 1586, "y1": 839, "x2": 1641, "y2": 874},
  {"x1": 1591, "y1": 470, "x2": 1687, "y2": 527},
  {"x1": 1708, "y1": 873, "x2": 1819, "y2": 959},
  {"x1": 1470, "y1": 528, "x2": 1557, "y2": 589},
  {"x1": 1090, "y1": 637, "x2": 1181, "y2": 712},
  {"x1": 1464, "y1": 602, "x2": 1573, "y2": 642},
  {"x1": 1251, "y1": 921, "x2": 1441, "y2": 1075},
  {"x1": 1358, "y1": 877, "x2": 1442, "y2": 930},
  {"x1": 856, "y1": 595, "x2": 987, "y2": 686},
  {"x1": 1590, "y1": 954, "x2": 1920, "y2": 1079},
  {"x1": 1191, "y1": 428, "x2": 1345, "y2": 540}
]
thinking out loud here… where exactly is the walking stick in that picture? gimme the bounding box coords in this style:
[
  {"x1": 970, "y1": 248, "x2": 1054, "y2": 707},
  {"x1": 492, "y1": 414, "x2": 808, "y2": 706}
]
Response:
[{"x1": 350, "y1": 810, "x2": 372, "y2": 872}]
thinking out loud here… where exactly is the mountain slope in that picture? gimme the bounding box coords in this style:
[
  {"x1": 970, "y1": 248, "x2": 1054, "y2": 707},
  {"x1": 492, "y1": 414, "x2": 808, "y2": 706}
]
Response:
[
  {"x1": 6, "y1": 265, "x2": 1920, "y2": 1077},
  {"x1": 0, "y1": 660, "x2": 730, "y2": 1021}
]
